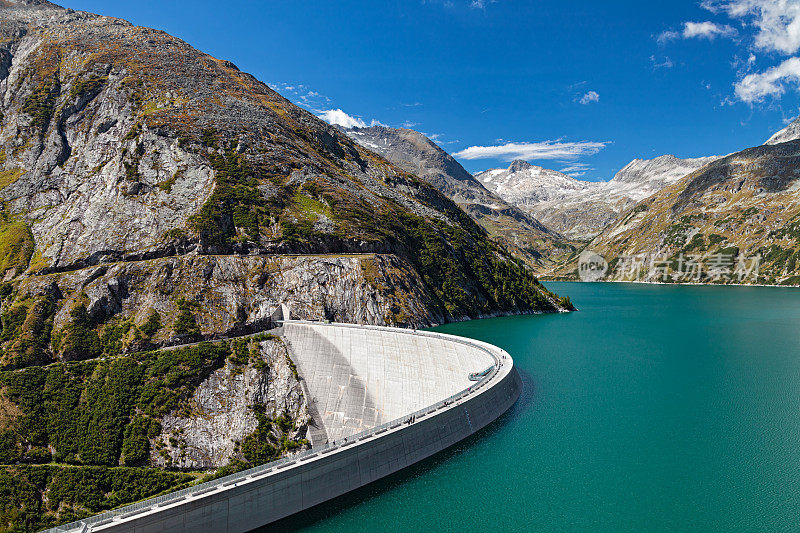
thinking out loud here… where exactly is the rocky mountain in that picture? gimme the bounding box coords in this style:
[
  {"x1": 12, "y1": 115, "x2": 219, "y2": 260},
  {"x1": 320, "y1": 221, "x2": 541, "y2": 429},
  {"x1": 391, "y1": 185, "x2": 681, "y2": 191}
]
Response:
[
  {"x1": 477, "y1": 156, "x2": 719, "y2": 240},
  {"x1": 344, "y1": 125, "x2": 476, "y2": 198},
  {"x1": 569, "y1": 140, "x2": 800, "y2": 285},
  {"x1": 342, "y1": 126, "x2": 576, "y2": 269},
  {"x1": 0, "y1": 0, "x2": 570, "y2": 330},
  {"x1": 0, "y1": 1, "x2": 572, "y2": 529},
  {"x1": 765, "y1": 116, "x2": 800, "y2": 145},
  {"x1": 475, "y1": 160, "x2": 595, "y2": 207},
  {"x1": 608, "y1": 155, "x2": 721, "y2": 195}
]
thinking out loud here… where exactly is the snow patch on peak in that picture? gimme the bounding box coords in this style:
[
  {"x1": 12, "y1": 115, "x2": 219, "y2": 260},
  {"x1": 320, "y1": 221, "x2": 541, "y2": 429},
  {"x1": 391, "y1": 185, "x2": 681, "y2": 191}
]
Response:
[
  {"x1": 765, "y1": 116, "x2": 800, "y2": 145},
  {"x1": 474, "y1": 161, "x2": 594, "y2": 207},
  {"x1": 476, "y1": 153, "x2": 721, "y2": 239}
]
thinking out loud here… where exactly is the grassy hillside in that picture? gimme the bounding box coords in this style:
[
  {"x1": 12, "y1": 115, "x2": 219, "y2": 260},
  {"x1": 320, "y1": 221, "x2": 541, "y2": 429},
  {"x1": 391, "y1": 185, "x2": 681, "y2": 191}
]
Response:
[{"x1": 558, "y1": 140, "x2": 800, "y2": 284}]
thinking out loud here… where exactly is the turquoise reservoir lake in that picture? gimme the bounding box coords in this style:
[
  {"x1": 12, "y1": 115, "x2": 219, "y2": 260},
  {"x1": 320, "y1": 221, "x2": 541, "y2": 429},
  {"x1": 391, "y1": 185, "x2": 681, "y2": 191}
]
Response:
[{"x1": 270, "y1": 282, "x2": 800, "y2": 531}]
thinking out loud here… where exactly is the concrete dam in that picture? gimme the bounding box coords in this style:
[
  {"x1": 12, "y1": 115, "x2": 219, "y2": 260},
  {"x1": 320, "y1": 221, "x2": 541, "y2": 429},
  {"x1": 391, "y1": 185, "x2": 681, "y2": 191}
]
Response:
[{"x1": 50, "y1": 321, "x2": 522, "y2": 533}]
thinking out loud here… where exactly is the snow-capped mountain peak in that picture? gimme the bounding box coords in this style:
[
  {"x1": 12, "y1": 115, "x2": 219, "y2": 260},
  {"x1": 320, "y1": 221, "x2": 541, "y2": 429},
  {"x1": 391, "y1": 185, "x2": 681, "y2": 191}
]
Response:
[
  {"x1": 474, "y1": 160, "x2": 595, "y2": 207},
  {"x1": 475, "y1": 154, "x2": 719, "y2": 239}
]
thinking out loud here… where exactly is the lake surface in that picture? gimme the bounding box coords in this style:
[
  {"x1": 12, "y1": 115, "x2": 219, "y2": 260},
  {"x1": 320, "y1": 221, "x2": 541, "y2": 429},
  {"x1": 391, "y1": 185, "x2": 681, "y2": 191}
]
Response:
[{"x1": 269, "y1": 282, "x2": 800, "y2": 532}]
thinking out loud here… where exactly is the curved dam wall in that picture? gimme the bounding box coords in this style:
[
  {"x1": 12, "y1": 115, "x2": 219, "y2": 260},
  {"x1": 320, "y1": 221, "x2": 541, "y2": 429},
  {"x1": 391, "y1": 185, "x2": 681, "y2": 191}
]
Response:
[
  {"x1": 283, "y1": 322, "x2": 497, "y2": 442},
  {"x1": 51, "y1": 322, "x2": 521, "y2": 533}
]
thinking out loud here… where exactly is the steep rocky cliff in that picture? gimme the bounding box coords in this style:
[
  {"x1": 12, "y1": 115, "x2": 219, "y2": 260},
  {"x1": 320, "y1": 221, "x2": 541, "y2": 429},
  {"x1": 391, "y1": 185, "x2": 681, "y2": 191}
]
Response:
[
  {"x1": 0, "y1": 0, "x2": 568, "y2": 326},
  {"x1": 155, "y1": 337, "x2": 308, "y2": 470}
]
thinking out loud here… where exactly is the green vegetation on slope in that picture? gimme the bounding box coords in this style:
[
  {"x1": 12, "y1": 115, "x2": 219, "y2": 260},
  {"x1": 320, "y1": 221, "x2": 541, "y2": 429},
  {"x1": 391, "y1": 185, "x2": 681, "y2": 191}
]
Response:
[
  {"x1": 0, "y1": 343, "x2": 231, "y2": 529},
  {"x1": 1, "y1": 291, "x2": 57, "y2": 369},
  {"x1": 0, "y1": 465, "x2": 193, "y2": 532},
  {"x1": 181, "y1": 142, "x2": 564, "y2": 319},
  {"x1": 0, "y1": 217, "x2": 34, "y2": 279},
  {"x1": 172, "y1": 298, "x2": 201, "y2": 338},
  {"x1": 188, "y1": 143, "x2": 269, "y2": 245},
  {"x1": 339, "y1": 197, "x2": 565, "y2": 317},
  {"x1": 0, "y1": 343, "x2": 230, "y2": 467},
  {"x1": 21, "y1": 80, "x2": 59, "y2": 135}
]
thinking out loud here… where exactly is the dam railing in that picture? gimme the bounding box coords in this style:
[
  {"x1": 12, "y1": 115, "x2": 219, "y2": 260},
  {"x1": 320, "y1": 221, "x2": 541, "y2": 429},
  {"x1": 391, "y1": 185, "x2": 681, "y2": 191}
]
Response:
[{"x1": 44, "y1": 321, "x2": 507, "y2": 533}]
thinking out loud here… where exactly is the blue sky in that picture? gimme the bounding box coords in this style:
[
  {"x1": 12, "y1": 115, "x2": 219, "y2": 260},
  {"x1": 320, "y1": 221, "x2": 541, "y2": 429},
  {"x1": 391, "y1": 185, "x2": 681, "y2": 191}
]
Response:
[{"x1": 62, "y1": 0, "x2": 800, "y2": 181}]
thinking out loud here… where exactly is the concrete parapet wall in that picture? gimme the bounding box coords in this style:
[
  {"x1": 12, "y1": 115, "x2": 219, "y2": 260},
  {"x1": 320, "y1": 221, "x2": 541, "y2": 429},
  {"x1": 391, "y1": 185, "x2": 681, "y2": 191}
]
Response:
[{"x1": 58, "y1": 323, "x2": 521, "y2": 533}]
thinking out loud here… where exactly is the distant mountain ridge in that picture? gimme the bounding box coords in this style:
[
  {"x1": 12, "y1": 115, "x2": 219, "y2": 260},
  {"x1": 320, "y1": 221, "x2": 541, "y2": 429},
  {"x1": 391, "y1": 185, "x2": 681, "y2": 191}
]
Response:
[
  {"x1": 609, "y1": 155, "x2": 721, "y2": 195},
  {"x1": 342, "y1": 125, "x2": 577, "y2": 269},
  {"x1": 475, "y1": 155, "x2": 719, "y2": 240},
  {"x1": 575, "y1": 139, "x2": 800, "y2": 284}
]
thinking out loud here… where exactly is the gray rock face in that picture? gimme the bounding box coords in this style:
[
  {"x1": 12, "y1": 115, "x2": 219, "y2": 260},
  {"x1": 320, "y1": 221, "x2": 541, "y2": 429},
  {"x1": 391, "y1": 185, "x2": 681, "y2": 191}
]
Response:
[
  {"x1": 18, "y1": 253, "x2": 435, "y2": 340},
  {"x1": 608, "y1": 155, "x2": 721, "y2": 194},
  {"x1": 344, "y1": 126, "x2": 478, "y2": 198},
  {"x1": 155, "y1": 339, "x2": 308, "y2": 469},
  {"x1": 528, "y1": 196, "x2": 633, "y2": 242},
  {"x1": 15, "y1": 130, "x2": 215, "y2": 270},
  {"x1": 765, "y1": 116, "x2": 800, "y2": 145},
  {"x1": 0, "y1": 4, "x2": 216, "y2": 270}
]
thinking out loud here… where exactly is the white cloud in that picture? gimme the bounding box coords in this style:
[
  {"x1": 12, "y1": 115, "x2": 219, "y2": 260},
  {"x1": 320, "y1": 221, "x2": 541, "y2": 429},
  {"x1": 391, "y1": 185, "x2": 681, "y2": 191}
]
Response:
[
  {"x1": 734, "y1": 56, "x2": 800, "y2": 102},
  {"x1": 783, "y1": 112, "x2": 800, "y2": 123},
  {"x1": 318, "y1": 109, "x2": 376, "y2": 128},
  {"x1": 298, "y1": 90, "x2": 331, "y2": 110},
  {"x1": 658, "y1": 21, "x2": 736, "y2": 43},
  {"x1": 579, "y1": 91, "x2": 600, "y2": 104},
  {"x1": 703, "y1": 0, "x2": 800, "y2": 54},
  {"x1": 559, "y1": 163, "x2": 592, "y2": 177},
  {"x1": 424, "y1": 0, "x2": 496, "y2": 9},
  {"x1": 682, "y1": 21, "x2": 738, "y2": 39},
  {"x1": 270, "y1": 82, "x2": 332, "y2": 112},
  {"x1": 318, "y1": 109, "x2": 367, "y2": 128},
  {"x1": 657, "y1": 30, "x2": 681, "y2": 44},
  {"x1": 269, "y1": 82, "x2": 307, "y2": 93},
  {"x1": 470, "y1": 0, "x2": 499, "y2": 7},
  {"x1": 650, "y1": 55, "x2": 675, "y2": 69},
  {"x1": 453, "y1": 140, "x2": 609, "y2": 161},
  {"x1": 656, "y1": 1, "x2": 800, "y2": 104}
]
